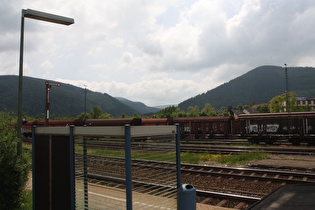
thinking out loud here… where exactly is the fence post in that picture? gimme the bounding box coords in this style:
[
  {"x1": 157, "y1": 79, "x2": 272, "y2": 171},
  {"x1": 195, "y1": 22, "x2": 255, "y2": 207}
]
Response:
[
  {"x1": 176, "y1": 123, "x2": 181, "y2": 189},
  {"x1": 32, "y1": 126, "x2": 36, "y2": 210},
  {"x1": 69, "y1": 126, "x2": 75, "y2": 210},
  {"x1": 176, "y1": 123, "x2": 196, "y2": 210},
  {"x1": 125, "y1": 124, "x2": 132, "y2": 210},
  {"x1": 83, "y1": 128, "x2": 89, "y2": 209}
]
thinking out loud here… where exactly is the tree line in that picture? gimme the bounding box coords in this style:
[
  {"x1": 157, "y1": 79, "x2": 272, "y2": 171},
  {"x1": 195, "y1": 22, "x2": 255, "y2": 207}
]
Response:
[
  {"x1": 55, "y1": 92, "x2": 315, "y2": 120},
  {"x1": 21, "y1": 91, "x2": 312, "y2": 121},
  {"x1": 257, "y1": 92, "x2": 311, "y2": 113},
  {"x1": 0, "y1": 112, "x2": 31, "y2": 209},
  {"x1": 153, "y1": 92, "x2": 310, "y2": 118},
  {"x1": 74, "y1": 103, "x2": 231, "y2": 120}
]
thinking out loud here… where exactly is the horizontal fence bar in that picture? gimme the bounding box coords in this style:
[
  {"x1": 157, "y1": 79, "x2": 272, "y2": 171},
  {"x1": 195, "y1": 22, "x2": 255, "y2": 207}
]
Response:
[
  {"x1": 34, "y1": 127, "x2": 69, "y2": 135},
  {"x1": 74, "y1": 126, "x2": 125, "y2": 137},
  {"x1": 34, "y1": 125, "x2": 177, "y2": 137},
  {"x1": 130, "y1": 126, "x2": 177, "y2": 137}
]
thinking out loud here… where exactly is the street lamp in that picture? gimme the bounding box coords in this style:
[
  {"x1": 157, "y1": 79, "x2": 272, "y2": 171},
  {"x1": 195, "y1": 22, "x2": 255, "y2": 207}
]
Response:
[
  {"x1": 17, "y1": 9, "x2": 74, "y2": 155},
  {"x1": 284, "y1": 63, "x2": 289, "y2": 112},
  {"x1": 84, "y1": 85, "x2": 87, "y2": 125}
]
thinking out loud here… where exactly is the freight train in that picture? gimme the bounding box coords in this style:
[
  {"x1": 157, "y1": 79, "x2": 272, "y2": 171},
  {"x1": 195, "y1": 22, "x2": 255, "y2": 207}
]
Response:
[{"x1": 22, "y1": 112, "x2": 315, "y2": 145}]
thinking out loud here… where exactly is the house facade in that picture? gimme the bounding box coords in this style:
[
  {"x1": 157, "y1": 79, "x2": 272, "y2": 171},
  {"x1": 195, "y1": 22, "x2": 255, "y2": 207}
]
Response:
[{"x1": 297, "y1": 97, "x2": 315, "y2": 111}]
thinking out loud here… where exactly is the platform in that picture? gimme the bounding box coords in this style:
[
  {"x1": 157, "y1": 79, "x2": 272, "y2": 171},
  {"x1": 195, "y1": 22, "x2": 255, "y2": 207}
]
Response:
[
  {"x1": 249, "y1": 184, "x2": 315, "y2": 210},
  {"x1": 76, "y1": 182, "x2": 229, "y2": 209}
]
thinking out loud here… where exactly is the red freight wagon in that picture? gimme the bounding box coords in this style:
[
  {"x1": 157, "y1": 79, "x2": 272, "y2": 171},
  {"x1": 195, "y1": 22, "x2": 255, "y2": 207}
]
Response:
[
  {"x1": 238, "y1": 112, "x2": 315, "y2": 145},
  {"x1": 173, "y1": 116, "x2": 235, "y2": 139},
  {"x1": 141, "y1": 118, "x2": 173, "y2": 126}
]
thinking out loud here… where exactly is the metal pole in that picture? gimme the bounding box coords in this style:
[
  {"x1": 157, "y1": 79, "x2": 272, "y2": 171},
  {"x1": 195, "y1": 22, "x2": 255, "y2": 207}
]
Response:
[
  {"x1": 83, "y1": 127, "x2": 88, "y2": 209},
  {"x1": 17, "y1": 8, "x2": 73, "y2": 153},
  {"x1": 84, "y1": 85, "x2": 87, "y2": 125},
  {"x1": 176, "y1": 123, "x2": 181, "y2": 189},
  {"x1": 45, "y1": 81, "x2": 50, "y2": 127},
  {"x1": 125, "y1": 124, "x2": 132, "y2": 210},
  {"x1": 32, "y1": 126, "x2": 36, "y2": 210},
  {"x1": 17, "y1": 12, "x2": 25, "y2": 156},
  {"x1": 284, "y1": 64, "x2": 292, "y2": 138},
  {"x1": 285, "y1": 63, "x2": 289, "y2": 112},
  {"x1": 48, "y1": 135, "x2": 52, "y2": 210},
  {"x1": 69, "y1": 126, "x2": 75, "y2": 210}
]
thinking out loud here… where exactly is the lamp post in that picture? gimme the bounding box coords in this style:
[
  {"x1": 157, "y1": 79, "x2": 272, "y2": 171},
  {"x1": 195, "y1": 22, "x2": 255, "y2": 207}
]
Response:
[
  {"x1": 84, "y1": 85, "x2": 87, "y2": 125},
  {"x1": 284, "y1": 63, "x2": 289, "y2": 112},
  {"x1": 17, "y1": 9, "x2": 74, "y2": 156},
  {"x1": 284, "y1": 63, "x2": 292, "y2": 137}
]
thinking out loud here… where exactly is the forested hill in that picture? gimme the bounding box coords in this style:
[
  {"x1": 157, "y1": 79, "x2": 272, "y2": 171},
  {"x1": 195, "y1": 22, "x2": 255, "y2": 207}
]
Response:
[
  {"x1": 0, "y1": 75, "x2": 139, "y2": 118},
  {"x1": 115, "y1": 97, "x2": 160, "y2": 114},
  {"x1": 178, "y1": 65, "x2": 315, "y2": 110}
]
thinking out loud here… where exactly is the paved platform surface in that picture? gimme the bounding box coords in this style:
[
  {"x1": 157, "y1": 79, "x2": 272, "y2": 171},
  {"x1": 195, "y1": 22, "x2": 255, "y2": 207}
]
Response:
[
  {"x1": 76, "y1": 182, "x2": 230, "y2": 210},
  {"x1": 249, "y1": 154, "x2": 315, "y2": 170},
  {"x1": 249, "y1": 184, "x2": 315, "y2": 210},
  {"x1": 27, "y1": 173, "x2": 229, "y2": 209}
]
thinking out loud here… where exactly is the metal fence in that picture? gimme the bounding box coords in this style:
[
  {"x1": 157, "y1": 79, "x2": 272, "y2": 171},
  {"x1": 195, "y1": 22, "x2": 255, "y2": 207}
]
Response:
[
  {"x1": 33, "y1": 125, "x2": 180, "y2": 209},
  {"x1": 74, "y1": 125, "x2": 179, "y2": 209}
]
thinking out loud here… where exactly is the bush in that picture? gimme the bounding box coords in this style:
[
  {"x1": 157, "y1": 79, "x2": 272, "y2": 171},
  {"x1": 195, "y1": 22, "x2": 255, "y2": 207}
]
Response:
[{"x1": 0, "y1": 112, "x2": 31, "y2": 209}]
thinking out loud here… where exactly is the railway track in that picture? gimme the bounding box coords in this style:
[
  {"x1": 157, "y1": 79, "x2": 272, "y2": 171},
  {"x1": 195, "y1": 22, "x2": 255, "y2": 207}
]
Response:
[
  {"x1": 76, "y1": 137, "x2": 315, "y2": 155},
  {"x1": 180, "y1": 145, "x2": 315, "y2": 155},
  {"x1": 78, "y1": 155, "x2": 315, "y2": 209},
  {"x1": 86, "y1": 155, "x2": 315, "y2": 184},
  {"x1": 87, "y1": 172, "x2": 260, "y2": 209}
]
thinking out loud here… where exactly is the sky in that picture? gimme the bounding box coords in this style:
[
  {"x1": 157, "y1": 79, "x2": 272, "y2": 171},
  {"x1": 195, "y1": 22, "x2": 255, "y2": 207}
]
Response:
[{"x1": 1, "y1": 0, "x2": 315, "y2": 106}]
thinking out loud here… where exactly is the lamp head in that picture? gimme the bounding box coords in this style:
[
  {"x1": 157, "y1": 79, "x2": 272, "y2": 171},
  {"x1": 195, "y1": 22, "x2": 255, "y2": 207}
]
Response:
[{"x1": 22, "y1": 9, "x2": 74, "y2": 25}]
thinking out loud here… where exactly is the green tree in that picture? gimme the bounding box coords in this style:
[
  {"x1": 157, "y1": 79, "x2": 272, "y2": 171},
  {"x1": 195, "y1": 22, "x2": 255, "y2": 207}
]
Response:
[
  {"x1": 0, "y1": 112, "x2": 30, "y2": 209},
  {"x1": 76, "y1": 112, "x2": 91, "y2": 120},
  {"x1": 218, "y1": 106, "x2": 231, "y2": 116},
  {"x1": 269, "y1": 92, "x2": 298, "y2": 112},
  {"x1": 269, "y1": 95, "x2": 284, "y2": 112},
  {"x1": 176, "y1": 111, "x2": 187, "y2": 117},
  {"x1": 200, "y1": 103, "x2": 217, "y2": 116},
  {"x1": 187, "y1": 106, "x2": 200, "y2": 117},
  {"x1": 90, "y1": 106, "x2": 103, "y2": 119},
  {"x1": 156, "y1": 106, "x2": 180, "y2": 118},
  {"x1": 132, "y1": 113, "x2": 140, "y2": 118},
  {"x1": 121, "y1": 113, "x2": 126, "y2": 118},
  {"x1": 100, "y1": 113, "x2": 113, "y2": 119},
  {"x1": 257, "y1": 105, "x2": 270, "y2": 113}
]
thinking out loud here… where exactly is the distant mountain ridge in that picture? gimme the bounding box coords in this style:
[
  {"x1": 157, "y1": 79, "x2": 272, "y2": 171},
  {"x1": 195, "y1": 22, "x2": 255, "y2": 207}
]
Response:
[
  {"x1": 115, "y1": 97, "x2": 161, "y2": 114},
  {"x1": 178, "y1": 65, "x2": 315, "y2": 110},
  {"x1": 0, "y1": 75, "x2": 139, "y2": 118},
  {"x1": 2, "y1": 65, "x2": 315, "y2": 118}
]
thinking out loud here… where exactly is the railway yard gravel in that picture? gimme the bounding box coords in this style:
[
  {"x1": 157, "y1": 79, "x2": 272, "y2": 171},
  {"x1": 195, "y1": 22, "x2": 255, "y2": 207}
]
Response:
[
  {"x1": 248, "y1": 154, "x2": 315, "y2": 171},
  {"x1": 25, "y1": 154, "x2": 315, "y2": 209},
  {"x1": 200, "y1": 154, "x2": 315, "y2": 171},
  {"x1": 185, "y1": 154, "x2": 315, "y2": 209}
]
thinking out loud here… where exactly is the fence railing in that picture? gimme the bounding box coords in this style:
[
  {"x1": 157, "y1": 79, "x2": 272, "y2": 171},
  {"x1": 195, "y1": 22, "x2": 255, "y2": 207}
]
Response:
[{"x1": 32, "y1": 124, "x2": 180, "y2": 210}]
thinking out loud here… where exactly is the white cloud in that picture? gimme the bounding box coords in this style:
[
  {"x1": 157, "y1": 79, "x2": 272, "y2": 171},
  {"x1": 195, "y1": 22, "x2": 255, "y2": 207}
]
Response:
[
  {"x1": 1, "y1": 0, "x2": 315, "y2": 106},
  {"x1": 57, "y1": 74, "x2": 199, "y2": 106},
  {"x1": 40, "y1": 60, "x2": 54, "y2": 69}
]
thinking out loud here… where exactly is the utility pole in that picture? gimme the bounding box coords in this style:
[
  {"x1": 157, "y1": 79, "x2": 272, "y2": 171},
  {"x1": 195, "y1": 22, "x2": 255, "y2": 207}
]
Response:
[
  {"x1": 45, "y1": 81, "x2": 61, "y2": 126},
  {"x1": 284, "y1": 64, "x2": 289, "y2": 112},
  {"x1": 284, "y1": 64, "x2": 292, "y2": 140},
  {"x1": 84, "y1": 85, "x2": 87, "y2": 125}
]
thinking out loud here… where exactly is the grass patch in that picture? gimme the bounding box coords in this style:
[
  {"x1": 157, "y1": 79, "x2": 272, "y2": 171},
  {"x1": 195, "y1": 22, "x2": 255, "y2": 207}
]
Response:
[
  {"x1": 20, "y1": 190, "x2": 32, "y2": 210},
  {"x1": 197, "y1": 151, "x2": 269, "y2": 166},
  {"x1": 90, "y1": 148, "x2": 125, "y2": 158},
  {"x1": 181, "y1": 152, "x2": 201, "y2": 164},
  {"x1": 83, "y1": 148, "x2": 268, "y2": 166}
]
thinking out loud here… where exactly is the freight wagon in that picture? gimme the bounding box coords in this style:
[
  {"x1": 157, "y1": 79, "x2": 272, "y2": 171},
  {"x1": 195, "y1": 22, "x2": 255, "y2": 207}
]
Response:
[
  {"x1": 238, "y1": 112, "x2": 315, "y2": 145},
  {"x1": 172, "y1": 116, "x2": 238, "y2": 139},
  {"x1": 22, "y1": 112, "x2": 315, "y2": 145}
]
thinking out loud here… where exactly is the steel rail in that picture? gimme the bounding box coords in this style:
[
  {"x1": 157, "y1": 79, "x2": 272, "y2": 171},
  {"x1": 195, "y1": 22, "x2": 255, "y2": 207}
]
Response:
[
  {"x1": 81, "y1": 155, "x2": 315, "y2": 185},
  {"x1": 87, "y1": 172, "x2": 261, "y2": 206}
]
